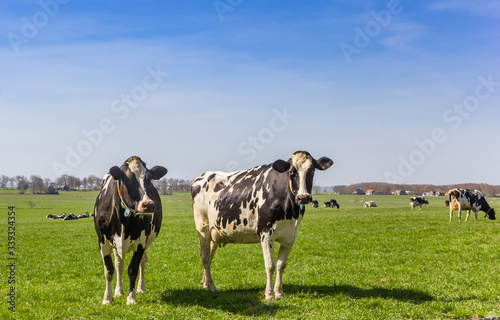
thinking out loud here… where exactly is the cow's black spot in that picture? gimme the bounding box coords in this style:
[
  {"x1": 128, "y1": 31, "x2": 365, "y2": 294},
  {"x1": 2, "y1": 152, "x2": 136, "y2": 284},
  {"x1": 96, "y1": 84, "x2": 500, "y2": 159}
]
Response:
[
  {"x1": 191, "y1": 185, "x2": 201, "y2": 199},
  {"x1": 214, "y1": 182, "x2": 225, "y2": 193}
]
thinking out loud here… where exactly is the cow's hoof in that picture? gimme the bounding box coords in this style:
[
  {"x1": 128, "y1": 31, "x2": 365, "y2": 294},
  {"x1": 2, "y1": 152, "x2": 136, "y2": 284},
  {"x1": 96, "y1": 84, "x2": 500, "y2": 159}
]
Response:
[
  {"x1": 202, "y1": 281, "x2": 216, "y2": 292},
  {"x1": 137, "y1": 288, "x2": 145, "y2": 294},
  {"x1": 114, "y1": 290, "x2": 124, "y2": 298},
  {"x1": 275, "y1": 293, "x2": 284, "y2": 299},
  {"x1": 264, "y1": 294, "x2": 274, "y2": 301},
  {"x1": 127, "y1": 292, "x2": 137, "y2": 305},
  {"x1": 102, "y1": 299, "x2": 112, "y2": 305}
]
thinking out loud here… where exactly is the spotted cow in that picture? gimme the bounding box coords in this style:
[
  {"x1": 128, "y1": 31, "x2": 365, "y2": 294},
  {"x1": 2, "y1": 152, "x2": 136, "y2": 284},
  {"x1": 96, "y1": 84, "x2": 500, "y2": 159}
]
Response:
[
  {"x1": 364, "y1": 201, "x2": 377, "y2": 207},
  {"x1": 409, "y1": 196, "x2": 429, "y2": 211},
  {"x1": 94, "y1": 156, "x2": 167, "y2": 305},
  {"x1": 448, "y1": 188, "x2": 496, "y2": 222},
  {"x1": 191, "y1": 151, "x2": 333, "y2": 300}
]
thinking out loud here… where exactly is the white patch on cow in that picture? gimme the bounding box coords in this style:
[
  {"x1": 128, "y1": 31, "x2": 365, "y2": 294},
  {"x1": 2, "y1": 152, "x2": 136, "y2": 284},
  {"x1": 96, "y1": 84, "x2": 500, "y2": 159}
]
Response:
[
  {"x1": 99, "y1": 174, "x2": 113, "y2": 200},
  {"x1": 290, "y1": 152, "x2": 313, "y2": 199},
  {"x1": 126, "y1": 157, "x2": 153, "y2": 210}
]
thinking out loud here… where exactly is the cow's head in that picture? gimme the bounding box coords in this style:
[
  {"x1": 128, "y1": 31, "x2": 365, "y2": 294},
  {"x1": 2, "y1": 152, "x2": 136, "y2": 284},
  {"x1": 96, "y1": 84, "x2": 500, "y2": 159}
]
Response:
[
  {"x1": 485, "y1": 208, "x2": 496, "y2": 220},
  {"x1": 109, "y1": 156, "x2": 167, "y2": 214},
  {"x1": 272, "y1": 151, "x2": 333, "y2": 205}
]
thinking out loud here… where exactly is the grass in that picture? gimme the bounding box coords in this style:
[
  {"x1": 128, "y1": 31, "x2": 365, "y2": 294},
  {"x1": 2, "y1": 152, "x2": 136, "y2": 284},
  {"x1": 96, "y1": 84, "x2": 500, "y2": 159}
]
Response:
[{"x1": 1, "y1": 190, "x2": 500, "y2": 319}]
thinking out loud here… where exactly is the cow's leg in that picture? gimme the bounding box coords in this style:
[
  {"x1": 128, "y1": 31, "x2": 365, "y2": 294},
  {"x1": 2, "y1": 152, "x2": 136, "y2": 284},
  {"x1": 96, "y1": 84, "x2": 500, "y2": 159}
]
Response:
[
  {"x1": 137, "y1": 249, "x2": 148, "y2": 293},
  {"x1": 458, "y1": 207, "x2": 462, "y2": 222},
  {"x1": 100, "y1": 242, "x2": 114, "y2": 305},
  {"x1": 198, "y1": 229, "x2": 217, "y2": 292},
  {"x1": 113, "y1": 249, "x2": 125, "y2": 298},
  {"x1": 465, "y1": 209, "x2": 470, "y2": 221},
  {"x1": 474, "y1": 210, "x2": 478, "y2": 221},
  {"x1": 274, "y1": 243, "x2": 293, "y2": 299},
  {"x1": 126, "y1": 245, "x2": 145, "y2": 305},
  {"x1": 261, "y1": 235, "x2": 276, "y2": 300}
]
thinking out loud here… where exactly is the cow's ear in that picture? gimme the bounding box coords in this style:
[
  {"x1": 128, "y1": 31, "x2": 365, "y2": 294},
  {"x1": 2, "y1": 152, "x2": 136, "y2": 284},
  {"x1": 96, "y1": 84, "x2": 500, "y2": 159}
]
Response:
[
  {"x1": 272, "y1": 159, "x2": 290, "y2": 173},
  {"x1": 314, "y1": 157, "x2": 333, "y2": 170},
  {"x1": 109, "y1": 166, "x2": 124, "y2": 180},
  {"x1": 150, "y1": 166, "x2": 168, "y2": 180}
]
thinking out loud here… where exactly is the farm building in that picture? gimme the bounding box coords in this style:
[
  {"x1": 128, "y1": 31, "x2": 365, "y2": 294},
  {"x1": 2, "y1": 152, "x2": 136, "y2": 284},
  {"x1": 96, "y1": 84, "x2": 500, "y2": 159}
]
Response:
[{"x1": 353, "y1": 188, "x2": 365, "y2": 195}]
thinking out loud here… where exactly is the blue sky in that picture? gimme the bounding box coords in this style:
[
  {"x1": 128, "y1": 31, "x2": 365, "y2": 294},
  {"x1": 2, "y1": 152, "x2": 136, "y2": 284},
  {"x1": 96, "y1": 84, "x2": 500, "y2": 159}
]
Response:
[{"x1": 1, "y1": 0, "x2": 499, "y2": 186}]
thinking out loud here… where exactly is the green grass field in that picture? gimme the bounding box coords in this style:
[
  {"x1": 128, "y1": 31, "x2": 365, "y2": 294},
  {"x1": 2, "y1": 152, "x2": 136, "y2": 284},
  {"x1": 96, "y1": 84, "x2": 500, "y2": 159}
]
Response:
[{"x1": 2, "y1": 190, "x2": 500, "y2": 319}]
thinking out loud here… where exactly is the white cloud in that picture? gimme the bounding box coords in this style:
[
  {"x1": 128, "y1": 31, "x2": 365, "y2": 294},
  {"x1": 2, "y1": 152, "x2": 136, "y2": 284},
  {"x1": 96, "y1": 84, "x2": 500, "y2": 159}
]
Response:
[
  {"x1": 428, "y1": 1, "x2": 500, "y2": 19},
  {"x1": 380, "y1": 22, "x2": 428, "y2": 52}
]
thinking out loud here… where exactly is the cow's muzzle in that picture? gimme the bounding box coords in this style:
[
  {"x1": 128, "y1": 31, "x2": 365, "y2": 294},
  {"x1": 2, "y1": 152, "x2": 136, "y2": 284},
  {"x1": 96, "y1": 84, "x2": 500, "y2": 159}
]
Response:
[
  {"x1": 297, "y1": 194, "x2": 312, "y2": 205},
  {"x1": 138, "y1": 200, "x2": 155, "y2": 214}
]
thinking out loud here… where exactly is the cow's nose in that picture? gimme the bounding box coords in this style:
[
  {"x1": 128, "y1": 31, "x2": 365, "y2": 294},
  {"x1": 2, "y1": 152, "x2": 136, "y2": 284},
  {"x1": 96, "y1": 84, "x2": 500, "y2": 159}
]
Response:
[
  {"x1": 297, "y1": 194, "x2": 312, "y2": 204},
  {"x1": 139, "y1": 200, "x2": 155, "y2": 213}
]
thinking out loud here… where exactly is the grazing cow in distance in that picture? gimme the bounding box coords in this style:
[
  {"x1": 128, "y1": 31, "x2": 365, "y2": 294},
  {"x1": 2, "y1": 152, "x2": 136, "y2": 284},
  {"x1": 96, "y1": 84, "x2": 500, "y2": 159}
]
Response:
[
  {"x1": 311, "y1": 200, "x2": 319, "y2": 208},
  {"x1": 94, "y1": 156, "x2": 167, "y2": 305},
  {"x1": 445, "y1": 200, "x2": 450, "y2": 207},
  {"x1": 191, "y1": 151, "x2": 333, "y2": 300},
  {"x1": 448, "y1": 188, "x2": 496, "y2": 222},
  {"x1": 324, "y1": 199, "x2": 340, "y2": 208},
  {"x1": 329, "y1": 199, "x2": 340, "y2": 209},
  {"x1": 364, "y1": 201, "x2": 377, "y2": 207},
  {"x1": 409, "y1": 196, "x2": 429, "y2": 211}
]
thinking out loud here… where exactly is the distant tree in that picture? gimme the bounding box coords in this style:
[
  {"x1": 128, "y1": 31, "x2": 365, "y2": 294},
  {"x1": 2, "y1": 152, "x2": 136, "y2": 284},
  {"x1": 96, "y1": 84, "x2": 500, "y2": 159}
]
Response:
[
  {"x1": 1, "y1": 175, "x2": 9, "y2": 188},
  {"x1": 44, "y1": 178, "x2": 52, "y2": 189},
  {"x1": 15, "y1": 175, "x2": 29, "y2": 191},
  {"x1": 57, "y1": 174, "x2": 69, "y2": 188},
  {"x1": 87, "y1": 175, "x2": 101, "y2": 190},
  {"x1": 8, "y1": 177, "x2": 16, "y2": 188},
  {"x1": 30, "y1": 175, "x2": 44, "y2": 194},
  {"x1": 67, "y1": 176, "x2": 78, "y2": 190}
]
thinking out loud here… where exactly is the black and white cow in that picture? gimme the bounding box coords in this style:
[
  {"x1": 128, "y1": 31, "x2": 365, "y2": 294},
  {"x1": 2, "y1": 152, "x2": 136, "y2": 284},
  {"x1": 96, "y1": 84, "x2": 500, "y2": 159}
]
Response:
[
  {"x1": 329, "y1": 199, "x2": 340, "y2": 209},
  {"x1": 311, "y1": 200, "x2": 319, "y2": 208},
  {"x1": 448, "y1": 188, "x2": 496, "y2": 222},
  {"x1": 94, "y1": 156, "x2": 167, "y2": 305},
  {"x1": 409, "y1": 196, "x2": 429, "y2": 211},
  {"x1": 191, "y1": 151, "x2": 333, "y2": 300}
]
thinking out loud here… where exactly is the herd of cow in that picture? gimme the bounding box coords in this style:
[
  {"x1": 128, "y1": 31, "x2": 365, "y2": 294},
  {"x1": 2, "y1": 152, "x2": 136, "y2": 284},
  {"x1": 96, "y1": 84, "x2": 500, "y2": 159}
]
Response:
[
  {"x1": 46, "y1": 212, "x2": 92, "y2": 220},
  {"x1": 89, "y1": 151, "x2": 496, "y2": 305}
]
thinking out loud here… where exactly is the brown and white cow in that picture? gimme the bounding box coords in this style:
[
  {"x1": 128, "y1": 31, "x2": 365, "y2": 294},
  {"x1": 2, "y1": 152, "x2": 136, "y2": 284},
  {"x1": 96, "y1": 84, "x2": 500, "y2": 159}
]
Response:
[
  {"x1": 364, "y1": 201, "x2": 377, "y2": 207},
  {"x1": 448, "y1": 188, "x2": 496, "y2": 222},
  {"x1": 94, "y1": 156, "x2": 167, "y2": 305},
  {"x1": 191, "y1": 151, "x2": 333, "y2": 300},
  {"x1": 409, "y1": 196, "x2": 429, "y2": 211}
]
